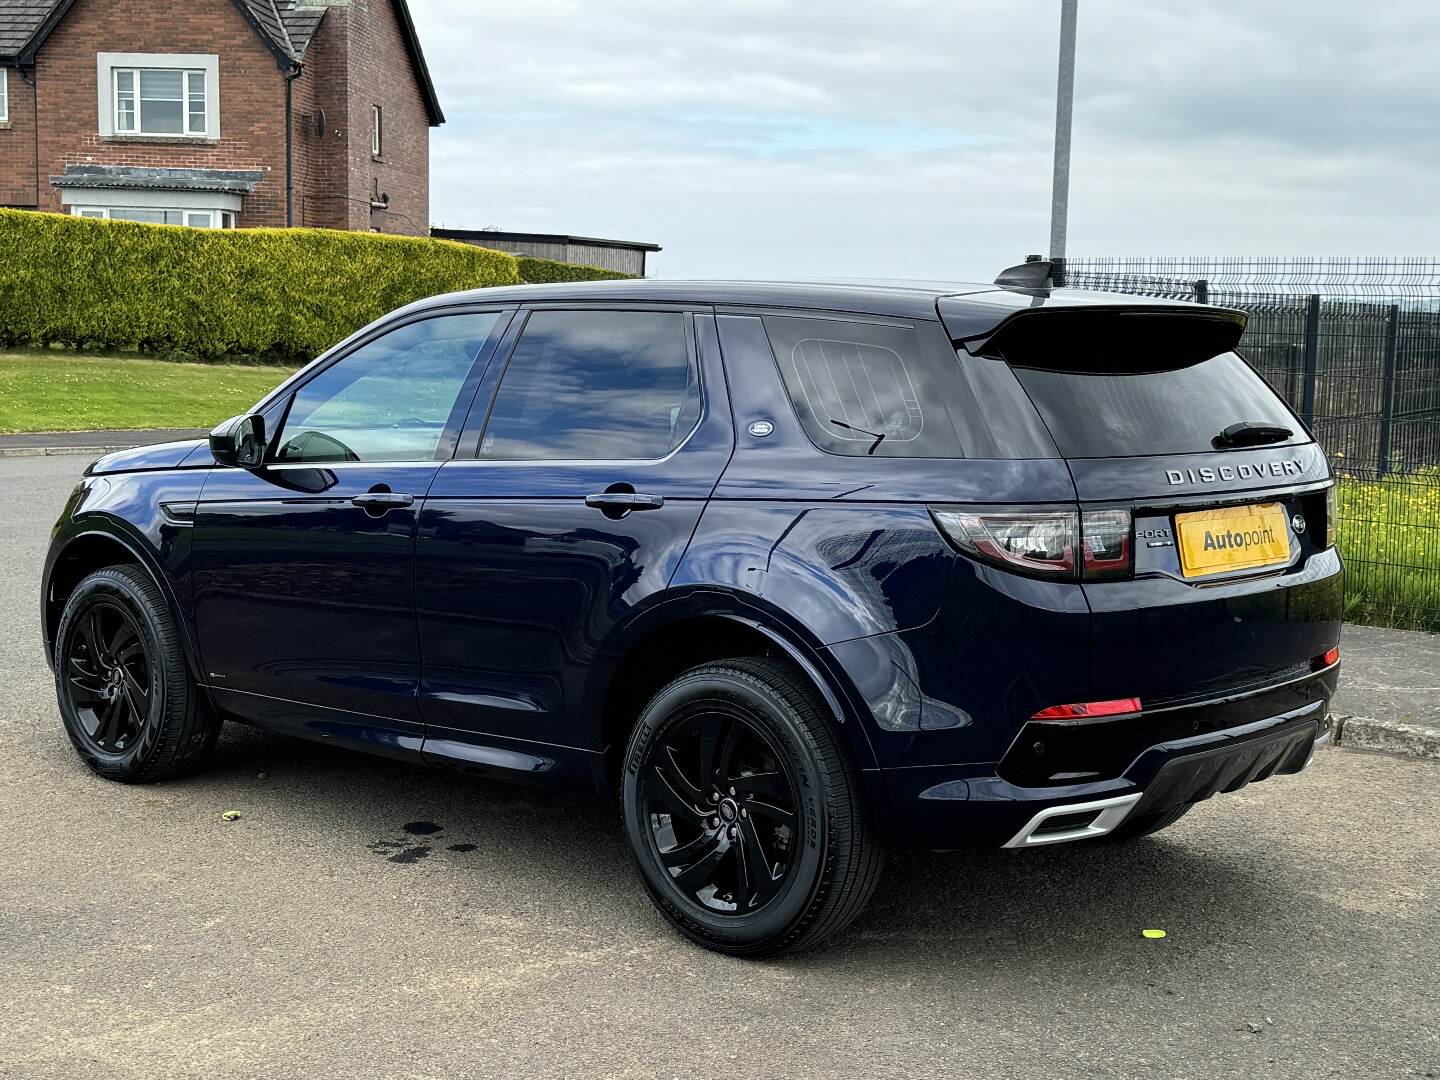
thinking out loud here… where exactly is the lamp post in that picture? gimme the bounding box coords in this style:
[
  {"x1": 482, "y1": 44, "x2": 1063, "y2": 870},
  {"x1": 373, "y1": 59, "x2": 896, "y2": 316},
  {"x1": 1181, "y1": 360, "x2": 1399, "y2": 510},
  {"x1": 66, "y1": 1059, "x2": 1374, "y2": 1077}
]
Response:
[{"x1": 1049, "y1": 0, "x2": 1078, "y2": 287}]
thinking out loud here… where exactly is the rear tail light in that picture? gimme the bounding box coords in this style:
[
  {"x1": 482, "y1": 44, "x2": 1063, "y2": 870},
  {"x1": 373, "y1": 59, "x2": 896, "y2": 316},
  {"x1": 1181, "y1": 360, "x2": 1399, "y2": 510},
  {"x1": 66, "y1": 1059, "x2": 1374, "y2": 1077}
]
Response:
[
  {"x1": 1324, "y1": 484, "x2": 1338, "y2": 550},
  {"x1": 1033, "y1": 697, "x2": 1142, "y2": 721},
  {"x1": 930, "y1": 508, "x2": 1077, "y2": 575},
  {"x1": 1081, "y1": 509, "x2": 1132, "y2": 579},
  {"x1": 931, "y1": 505, "x2": 1133, "y2": 580},
  {"x1": 1313, "y1": 646, "x2": 1340, "y2": 671}
]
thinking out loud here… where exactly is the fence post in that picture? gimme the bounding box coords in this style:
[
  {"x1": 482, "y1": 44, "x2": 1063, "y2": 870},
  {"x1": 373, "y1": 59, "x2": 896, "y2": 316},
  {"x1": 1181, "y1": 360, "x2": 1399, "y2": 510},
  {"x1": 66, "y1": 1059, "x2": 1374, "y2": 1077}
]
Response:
[
  {"x1": 1376, "y1": 303, "x2": 1401, "y2": 476},
  {"x1": 1194, "y1": 279, "x2": 1209, "y2": 304},
  {"x1": 1300, "y1": 294, "x2": 1321, "y2": 429}
]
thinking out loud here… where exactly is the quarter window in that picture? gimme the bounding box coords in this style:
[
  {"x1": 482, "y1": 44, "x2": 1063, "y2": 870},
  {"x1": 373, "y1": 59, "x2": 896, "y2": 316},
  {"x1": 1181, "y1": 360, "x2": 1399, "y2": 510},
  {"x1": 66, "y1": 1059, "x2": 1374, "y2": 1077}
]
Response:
[
  {"x1": 480, "y1": 310, "x2": 699, "y2": 461},
  {"x1": 764, "y1": 315, "x2": 972, "y2": 458},
  {"x1": 275, "y1": 313, "x2": 502, "y2": 464}
]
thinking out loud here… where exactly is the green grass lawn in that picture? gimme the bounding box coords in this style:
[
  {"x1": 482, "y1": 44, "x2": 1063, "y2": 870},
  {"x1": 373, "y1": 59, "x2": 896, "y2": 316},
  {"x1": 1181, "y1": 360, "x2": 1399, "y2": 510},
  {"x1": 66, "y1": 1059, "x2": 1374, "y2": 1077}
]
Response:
[
  {"x1": 0, "y1": 352, "x2": 292, "y2": 434},
  {"x1": 1337, "y1": 467, "x2": 1440, "y2": 633}
]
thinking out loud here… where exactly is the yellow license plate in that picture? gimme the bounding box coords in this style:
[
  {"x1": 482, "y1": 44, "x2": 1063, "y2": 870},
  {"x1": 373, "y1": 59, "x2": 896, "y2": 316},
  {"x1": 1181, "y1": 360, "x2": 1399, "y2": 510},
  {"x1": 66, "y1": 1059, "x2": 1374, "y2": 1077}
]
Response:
[{"x1": 1176, "y1": 502, "x2": 1292, "y2": 578}]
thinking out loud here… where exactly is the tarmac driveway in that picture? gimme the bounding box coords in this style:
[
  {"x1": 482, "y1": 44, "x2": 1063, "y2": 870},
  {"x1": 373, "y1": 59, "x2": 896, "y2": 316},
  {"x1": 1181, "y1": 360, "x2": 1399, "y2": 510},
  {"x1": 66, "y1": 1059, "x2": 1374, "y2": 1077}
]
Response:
[{"x1": 1, "y1": 455, "x2": 1436, "y2": 1080}]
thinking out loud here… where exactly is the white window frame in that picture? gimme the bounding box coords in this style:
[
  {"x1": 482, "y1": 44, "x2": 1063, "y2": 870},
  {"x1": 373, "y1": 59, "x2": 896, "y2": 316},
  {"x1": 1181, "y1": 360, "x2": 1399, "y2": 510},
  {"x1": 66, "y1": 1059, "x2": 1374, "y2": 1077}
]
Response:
[
  {"x1": 112, "y1": 68, "x2": 207, "y2": 136},
  {"x1": 371, "y1": 104, "x2": 383, "y2": 157},
  {"x1": 96, "y1": 52, "x2": 219, "y2": 139},
  {"x1": 0, "y1": 69, "x2": 9, "y2": 124},
  {"x1": 71, "y1": 206, "x2": 234, "y2": 229}
]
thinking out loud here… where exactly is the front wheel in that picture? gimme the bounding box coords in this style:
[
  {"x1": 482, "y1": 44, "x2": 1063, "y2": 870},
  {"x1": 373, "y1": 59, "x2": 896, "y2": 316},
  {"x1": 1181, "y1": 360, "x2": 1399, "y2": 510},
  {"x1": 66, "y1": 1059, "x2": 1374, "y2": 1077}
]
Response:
[
  {"x1": 53, "y1": 565, "x2": 220, "y2": 782},
  {"x1": 621, "y1": 657, "x2": 883, "y2": 958}
]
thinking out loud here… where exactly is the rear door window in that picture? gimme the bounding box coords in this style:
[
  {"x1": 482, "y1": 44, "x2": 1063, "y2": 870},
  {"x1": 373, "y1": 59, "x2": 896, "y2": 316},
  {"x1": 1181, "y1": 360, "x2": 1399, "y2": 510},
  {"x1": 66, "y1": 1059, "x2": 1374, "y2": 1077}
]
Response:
[
  {"x1": 1010, "y1": 352, "x2": 1306, "y2": 458},
  {"x1": 479, "y1": 309, "x2": 700, "y2": 460}
]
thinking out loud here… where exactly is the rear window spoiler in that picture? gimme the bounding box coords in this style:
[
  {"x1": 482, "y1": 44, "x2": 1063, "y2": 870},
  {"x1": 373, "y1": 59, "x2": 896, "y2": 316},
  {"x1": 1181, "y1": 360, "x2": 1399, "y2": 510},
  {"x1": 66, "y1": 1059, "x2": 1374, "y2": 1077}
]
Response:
[{"x1": 941, "y1": 299, "x2": 1248, "y2": 371}]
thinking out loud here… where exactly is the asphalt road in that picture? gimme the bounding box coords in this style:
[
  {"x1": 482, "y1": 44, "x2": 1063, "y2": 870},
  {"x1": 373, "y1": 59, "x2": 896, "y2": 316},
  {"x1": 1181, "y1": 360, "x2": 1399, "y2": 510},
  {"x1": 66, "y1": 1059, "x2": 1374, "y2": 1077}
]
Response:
[{"x1": 2, "y1": 454, "x2": 1437, "y2": 1080}]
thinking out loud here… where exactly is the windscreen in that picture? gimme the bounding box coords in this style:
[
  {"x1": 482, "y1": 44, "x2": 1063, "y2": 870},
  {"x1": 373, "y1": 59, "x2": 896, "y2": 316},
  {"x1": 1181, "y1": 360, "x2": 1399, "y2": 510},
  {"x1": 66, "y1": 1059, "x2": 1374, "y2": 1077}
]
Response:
[{"x1": 1009, "y1": 352, "x2": 1306, "y2": 458}]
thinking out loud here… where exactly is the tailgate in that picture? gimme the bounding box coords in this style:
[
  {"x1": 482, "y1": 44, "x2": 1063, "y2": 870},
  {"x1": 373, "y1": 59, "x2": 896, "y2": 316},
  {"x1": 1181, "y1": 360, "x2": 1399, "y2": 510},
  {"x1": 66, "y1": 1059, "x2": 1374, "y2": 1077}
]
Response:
[{"x1": 964, "y1": 298, "x2": 1344, "y2": 708}]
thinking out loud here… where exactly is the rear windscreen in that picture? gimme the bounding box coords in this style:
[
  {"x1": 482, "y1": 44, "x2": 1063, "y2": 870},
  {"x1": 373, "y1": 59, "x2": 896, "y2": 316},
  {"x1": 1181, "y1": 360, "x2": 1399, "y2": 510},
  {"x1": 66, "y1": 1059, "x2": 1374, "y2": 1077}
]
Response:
[{"x1": 1009, "y1": 352, "x2": 1306, "y2": 458}]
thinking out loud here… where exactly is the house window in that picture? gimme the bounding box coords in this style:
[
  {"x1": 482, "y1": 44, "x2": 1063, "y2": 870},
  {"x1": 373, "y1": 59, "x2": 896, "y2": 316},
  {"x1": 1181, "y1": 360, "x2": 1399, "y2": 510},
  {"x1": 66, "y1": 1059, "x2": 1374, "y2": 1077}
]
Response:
[
  {"x1": 113, "y1": 68, "x2": 207, "y2": 136},
  {"x1": 371, "y1": 105, "x2": 382, "y2": 157},
  {"x1": 0, "y1": 69, "x2": 8, "y2": 124},
  {"x1": 72, "y1": 206, "x2": 233, "y2": 228},
  {"x1": 97, "y1": 53, "x2": 218, "y2": 138}
]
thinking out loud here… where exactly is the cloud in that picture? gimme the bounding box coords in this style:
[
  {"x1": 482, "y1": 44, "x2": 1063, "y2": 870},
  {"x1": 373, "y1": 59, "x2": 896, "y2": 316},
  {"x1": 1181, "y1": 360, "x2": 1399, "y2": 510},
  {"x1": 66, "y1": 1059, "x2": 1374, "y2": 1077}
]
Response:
[{"x1": 411, "y1": 0, "x2": 1440, "y2": 279}]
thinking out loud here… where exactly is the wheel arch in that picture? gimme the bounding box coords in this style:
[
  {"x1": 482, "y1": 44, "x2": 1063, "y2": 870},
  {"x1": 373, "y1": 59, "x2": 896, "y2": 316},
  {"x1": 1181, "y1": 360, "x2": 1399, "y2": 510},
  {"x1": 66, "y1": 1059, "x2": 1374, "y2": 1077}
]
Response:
[
  {"x1": 590, "y1": 590, "x2": 882, "y2": 789},
  {"x1": 43, "y1": 522, "x2": 199, "y2": 681}
]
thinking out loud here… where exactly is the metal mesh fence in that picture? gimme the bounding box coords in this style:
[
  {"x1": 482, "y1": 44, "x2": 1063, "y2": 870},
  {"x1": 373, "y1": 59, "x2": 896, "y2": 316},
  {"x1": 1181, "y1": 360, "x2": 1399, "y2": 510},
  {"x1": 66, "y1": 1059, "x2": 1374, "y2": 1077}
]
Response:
[{"x1": 1064, "y1": 257, "x2": 1440, "y2": 631}]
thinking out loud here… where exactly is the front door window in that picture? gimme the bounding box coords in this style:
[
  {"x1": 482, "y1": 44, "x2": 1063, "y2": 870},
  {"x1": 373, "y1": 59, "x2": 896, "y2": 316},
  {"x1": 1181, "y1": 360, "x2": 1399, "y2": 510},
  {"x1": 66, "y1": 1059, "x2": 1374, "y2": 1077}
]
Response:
[{"x1": 276, "y1": 313, "x2": 502, "y2": 464}]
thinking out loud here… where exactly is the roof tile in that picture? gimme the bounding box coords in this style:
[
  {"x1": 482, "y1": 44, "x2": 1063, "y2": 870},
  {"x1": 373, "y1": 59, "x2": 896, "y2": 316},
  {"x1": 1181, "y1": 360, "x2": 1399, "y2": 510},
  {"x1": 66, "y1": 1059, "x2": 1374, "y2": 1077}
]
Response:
[{"x1": 0, "y1": 0, "x2": 61, "y2": 58}]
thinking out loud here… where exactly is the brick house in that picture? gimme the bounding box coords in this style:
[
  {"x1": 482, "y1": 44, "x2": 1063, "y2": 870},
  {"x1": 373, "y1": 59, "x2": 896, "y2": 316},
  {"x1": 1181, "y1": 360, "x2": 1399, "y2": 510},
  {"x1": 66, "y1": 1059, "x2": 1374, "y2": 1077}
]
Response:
[{"x1": 0, "y1": 0, "x2": 442, "y2": 233}]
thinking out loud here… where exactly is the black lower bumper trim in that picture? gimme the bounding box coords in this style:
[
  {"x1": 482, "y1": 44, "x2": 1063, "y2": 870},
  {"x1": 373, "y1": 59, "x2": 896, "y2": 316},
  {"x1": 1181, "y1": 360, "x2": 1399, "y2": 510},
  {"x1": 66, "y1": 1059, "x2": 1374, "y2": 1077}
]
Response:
[{"x1": 1130, "y1": 718, "x2": 1319, "y2": 818}]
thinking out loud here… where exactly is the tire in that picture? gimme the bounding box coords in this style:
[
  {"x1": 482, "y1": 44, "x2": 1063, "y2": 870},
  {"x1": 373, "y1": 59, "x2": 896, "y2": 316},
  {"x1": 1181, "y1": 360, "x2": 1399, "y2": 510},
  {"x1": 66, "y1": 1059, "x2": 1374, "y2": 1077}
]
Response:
[
  {"x1": 53, "y1": 565, "x2": 220, "y2": 783},
  {"x1": 621, "y1": 657, "x2": 883, "y2": 958},
  {"x1": 1098, "y1": 803, "x2": 1192, "y2": 843}
]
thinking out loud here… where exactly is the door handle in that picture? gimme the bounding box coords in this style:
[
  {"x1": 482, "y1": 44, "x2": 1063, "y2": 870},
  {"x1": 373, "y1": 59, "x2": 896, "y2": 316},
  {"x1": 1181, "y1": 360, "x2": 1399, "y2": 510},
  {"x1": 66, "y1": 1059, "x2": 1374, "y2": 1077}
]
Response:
[
  {"x1": 351, "y1": 491, "x2": 415, "y2": 512},
  {"x1": 585, "y1": 492, "x2": 664, "y2": 512}
]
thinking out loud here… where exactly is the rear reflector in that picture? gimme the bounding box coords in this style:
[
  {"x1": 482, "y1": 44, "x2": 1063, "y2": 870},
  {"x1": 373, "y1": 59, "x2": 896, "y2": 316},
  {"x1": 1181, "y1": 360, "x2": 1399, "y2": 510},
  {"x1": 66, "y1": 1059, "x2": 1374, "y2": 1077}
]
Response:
[
  {"x1": 1313, "y1": 646, "x2": 1340, "y2": 671},
  {"x1": 1033, "y1": 697, "x2": 1142, "y2": 721}
]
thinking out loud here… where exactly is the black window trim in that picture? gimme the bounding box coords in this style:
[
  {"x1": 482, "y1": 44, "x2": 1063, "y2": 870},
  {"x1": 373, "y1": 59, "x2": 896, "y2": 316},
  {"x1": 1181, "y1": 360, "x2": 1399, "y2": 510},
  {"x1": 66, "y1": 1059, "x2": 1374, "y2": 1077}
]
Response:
[
  {"x1": 453, "y1": 302, "x2": 710, "y2": 467},
  {"x1": 752, "y1": 308, "x2": 969, "y2": 461},
  {"x1": 259, "y1": 304, "x2": 517, "y2": 468}
]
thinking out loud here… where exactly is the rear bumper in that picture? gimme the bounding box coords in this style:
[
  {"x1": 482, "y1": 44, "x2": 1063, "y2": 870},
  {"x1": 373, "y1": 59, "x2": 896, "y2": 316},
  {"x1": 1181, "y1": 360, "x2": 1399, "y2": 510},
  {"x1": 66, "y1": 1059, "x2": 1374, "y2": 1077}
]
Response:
[{"x1": 880, "y1": 687, "x2": 1331, "y2": 850}]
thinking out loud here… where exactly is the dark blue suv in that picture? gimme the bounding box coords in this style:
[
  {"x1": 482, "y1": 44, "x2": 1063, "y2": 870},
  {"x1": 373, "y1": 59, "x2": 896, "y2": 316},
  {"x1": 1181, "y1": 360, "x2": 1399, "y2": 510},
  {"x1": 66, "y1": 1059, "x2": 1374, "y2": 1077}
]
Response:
[{"x1": 42, "y1": 275, "x2": 1342, "y2": 956}]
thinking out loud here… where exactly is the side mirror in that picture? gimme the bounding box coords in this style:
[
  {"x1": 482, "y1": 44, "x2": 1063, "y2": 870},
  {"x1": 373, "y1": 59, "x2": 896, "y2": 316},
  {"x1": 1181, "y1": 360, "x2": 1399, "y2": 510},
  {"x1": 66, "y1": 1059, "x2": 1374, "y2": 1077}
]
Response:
[{"x1": 209, "y1": 413, "x2": 267, "y2": 469}]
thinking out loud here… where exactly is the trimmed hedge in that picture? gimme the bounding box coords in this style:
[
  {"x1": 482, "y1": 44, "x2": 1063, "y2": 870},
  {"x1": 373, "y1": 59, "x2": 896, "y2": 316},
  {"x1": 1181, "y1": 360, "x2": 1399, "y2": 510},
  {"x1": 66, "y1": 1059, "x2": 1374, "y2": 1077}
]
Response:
[
  {"x1": 517, "y1": 255, "x2": 634, "y2": 283},
  {"x1": 0, "y1": 209, "x2": 521, "y2": 363}
]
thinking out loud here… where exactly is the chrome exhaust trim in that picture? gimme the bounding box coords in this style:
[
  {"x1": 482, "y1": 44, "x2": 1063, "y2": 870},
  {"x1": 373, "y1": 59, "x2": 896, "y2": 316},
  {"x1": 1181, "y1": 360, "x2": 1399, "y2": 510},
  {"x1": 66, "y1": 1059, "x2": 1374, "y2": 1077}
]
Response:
[
  {"x1": 1002, "y1": 792, "x2": 1143, "y2": 849},
  {"x1": 1298, "y1": 727, "x2": 1331, "y2": 772}
]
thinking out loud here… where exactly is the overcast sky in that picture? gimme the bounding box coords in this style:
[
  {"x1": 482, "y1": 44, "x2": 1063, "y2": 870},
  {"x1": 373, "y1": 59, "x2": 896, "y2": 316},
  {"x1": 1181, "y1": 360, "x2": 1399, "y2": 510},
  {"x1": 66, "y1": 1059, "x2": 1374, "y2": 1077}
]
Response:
[{"x1": 410, "y1": 0, "x2": 1440, "y2": 280}]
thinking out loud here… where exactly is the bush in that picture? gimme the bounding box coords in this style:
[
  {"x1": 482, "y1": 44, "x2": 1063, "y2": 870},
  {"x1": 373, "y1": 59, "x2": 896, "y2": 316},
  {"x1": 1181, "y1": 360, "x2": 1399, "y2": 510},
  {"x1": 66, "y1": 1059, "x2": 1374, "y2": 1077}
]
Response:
[
  {"x1": 0, "y1": 209, "x2": 522, "y2": 363},
  {"x1": 517, "y1": 255, "x2": 633, "y2": 284}
]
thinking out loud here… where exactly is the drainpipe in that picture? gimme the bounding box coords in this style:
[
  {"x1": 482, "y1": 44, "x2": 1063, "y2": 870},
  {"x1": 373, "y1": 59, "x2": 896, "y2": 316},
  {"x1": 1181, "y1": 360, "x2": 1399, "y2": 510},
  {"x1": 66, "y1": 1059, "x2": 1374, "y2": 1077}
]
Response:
[{"x1": 284, "y1": 64, "x2": 302, "y2": 226}]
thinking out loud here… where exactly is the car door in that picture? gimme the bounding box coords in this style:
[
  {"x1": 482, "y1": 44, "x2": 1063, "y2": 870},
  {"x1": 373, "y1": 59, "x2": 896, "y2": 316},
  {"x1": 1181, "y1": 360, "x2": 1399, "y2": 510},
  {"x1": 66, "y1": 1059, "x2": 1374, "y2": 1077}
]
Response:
[
  {"x1": 192, "y1": 308, "x2": 512, "y2": 757},
  {"x1": 414, "y1": 306, "x2": 733, "y2": 766}
]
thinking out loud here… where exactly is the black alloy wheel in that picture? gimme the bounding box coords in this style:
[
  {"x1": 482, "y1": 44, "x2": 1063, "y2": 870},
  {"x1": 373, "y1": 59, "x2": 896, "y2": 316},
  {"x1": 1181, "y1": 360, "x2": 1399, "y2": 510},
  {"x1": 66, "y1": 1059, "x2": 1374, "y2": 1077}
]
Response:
[
  {"x1": 640, "y1": 706, "x2": 800, "y2": 916},
  {"x1": 62, "y1": 598, "x2": 155, "y2": 754},
  {"x1": 622, "y1": 657, "x2": 884, "y2": 958},
  {"x1": 54, "y1": 565, "x2": 221, "y2": 782}
]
